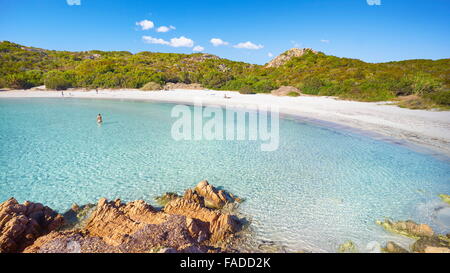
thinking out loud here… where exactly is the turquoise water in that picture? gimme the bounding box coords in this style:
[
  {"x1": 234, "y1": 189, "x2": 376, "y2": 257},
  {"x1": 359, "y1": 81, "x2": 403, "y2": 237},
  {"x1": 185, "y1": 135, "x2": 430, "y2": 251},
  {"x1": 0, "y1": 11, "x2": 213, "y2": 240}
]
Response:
[{"x1": 0, "y1": 98, "x2": 449, "y2": 252}]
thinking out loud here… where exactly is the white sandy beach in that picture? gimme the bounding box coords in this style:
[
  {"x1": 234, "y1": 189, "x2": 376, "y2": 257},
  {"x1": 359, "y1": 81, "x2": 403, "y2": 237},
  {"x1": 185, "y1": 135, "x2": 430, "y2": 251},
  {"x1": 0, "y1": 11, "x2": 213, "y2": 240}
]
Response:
[{"x1": 1, "y1": 89, "x2": 450, "y2": 157}]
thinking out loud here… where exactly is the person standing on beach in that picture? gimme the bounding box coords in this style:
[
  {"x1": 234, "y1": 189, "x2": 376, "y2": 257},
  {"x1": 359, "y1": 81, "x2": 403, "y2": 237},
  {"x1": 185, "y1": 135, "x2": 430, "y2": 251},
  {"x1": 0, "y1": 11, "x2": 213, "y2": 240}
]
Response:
[
  {"x1": 96, "y1": 88, "x2": 98, "y2": 94},
  {"x1": 61, "y1": 91, "x2": 64, "y2": 97},
  {"x1": 97, "y1": 114, "x2": 103, "y2": 124}
]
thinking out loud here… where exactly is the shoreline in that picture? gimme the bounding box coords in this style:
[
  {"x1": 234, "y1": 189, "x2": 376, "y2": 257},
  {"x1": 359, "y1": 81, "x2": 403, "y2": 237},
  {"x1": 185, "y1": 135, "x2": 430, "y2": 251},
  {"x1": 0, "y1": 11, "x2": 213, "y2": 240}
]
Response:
[{"x1": 1, "y1": 88, "x2": 450, "y2": 158}]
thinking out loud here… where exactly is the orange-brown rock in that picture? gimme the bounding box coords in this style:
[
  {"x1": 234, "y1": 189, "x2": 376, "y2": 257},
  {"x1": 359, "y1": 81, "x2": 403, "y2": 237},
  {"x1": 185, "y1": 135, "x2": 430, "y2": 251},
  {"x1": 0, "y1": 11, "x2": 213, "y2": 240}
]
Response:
[
  {"x1": 193, "y1": 180, "x2": 242, "y2": 209},
  {"x1": 195, "y1": 180, "x2": 228, "y2": 209},
  {"x1": 0, "y1": 198, "x2": 64, "y2": 253},
  {"x1": 83, "y1": 198, "x2": 167, "y2": 246},
  {"x1": 24, "y1": 214, "x2": 223, "y2": 253},
  {"x1": 6, "y1": 181, "x2": 244, "y2": 253},
  {"x1": 164, "y1": 195, "x2": 241, "y2": 243}
]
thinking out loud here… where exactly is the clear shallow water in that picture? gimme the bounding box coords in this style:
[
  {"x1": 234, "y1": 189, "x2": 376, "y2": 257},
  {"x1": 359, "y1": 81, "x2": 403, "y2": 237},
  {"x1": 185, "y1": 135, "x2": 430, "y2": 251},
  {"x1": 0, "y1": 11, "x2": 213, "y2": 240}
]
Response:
[{"x1": 0, "y1": 98, "x2": 449, "y2": 252}]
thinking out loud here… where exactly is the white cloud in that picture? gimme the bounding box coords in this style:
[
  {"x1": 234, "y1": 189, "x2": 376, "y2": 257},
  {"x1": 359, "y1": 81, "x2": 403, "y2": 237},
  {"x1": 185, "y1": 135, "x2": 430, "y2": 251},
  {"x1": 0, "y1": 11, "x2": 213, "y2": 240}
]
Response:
[
  {"x1": 268, "y1": 52, "x2": 273, "y2": 57},
  {"x1": 67, "y1": 0, "x2": 81, "y2": 5},
  {"x1": 210, "y1": 38, "x2": 229, "y2": 47},
  {"x1": 320, "y1": 39, "x2": 330, "y2": 43},
  {"x1": 142, "y1": 36, "x2": 170, "y2": 45},
  {"x1": 136, "y1": 20, "x2": 154, "y2": 30},
  {"x1": 367, "y1": 0, "x2": 381, "y2": 6},
  {"x1": 157, "y1": 25, "x2": 176, "y2": 33},
  {"x1": 142, "y1": 36, "x2": 194, "y2": 48},
  {"x1": 233, "y1": 41, "x2": 264, "y2": 50},
  {"x1": 169, "y1": 36, "x2": 194, "y2": 47},
  {"x1": 193, "y1": 46, "x2": 205, "y2": 52}
]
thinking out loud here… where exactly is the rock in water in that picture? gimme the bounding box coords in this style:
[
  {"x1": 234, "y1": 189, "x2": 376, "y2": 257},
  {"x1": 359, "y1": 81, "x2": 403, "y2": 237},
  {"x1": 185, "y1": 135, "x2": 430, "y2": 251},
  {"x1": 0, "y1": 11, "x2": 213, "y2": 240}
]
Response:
[
  {"x1": 376, "y1": 219, "x2": 434, "y2": 239},
  {"x1": 338, "y1": 241, "x2": 358, "y2": 253},
  {"x1": 0, "y1": 198, "x2": 64, "y2": 253},
  {"x1": 439, "y1": 194, "x2": 450, "y2": 205},
  {"x1": 193, "y1": 180, "x2": 241, "y2": 209},
  {"x1": 155, "y1": 192, "x2": 180, "y2": 207}
]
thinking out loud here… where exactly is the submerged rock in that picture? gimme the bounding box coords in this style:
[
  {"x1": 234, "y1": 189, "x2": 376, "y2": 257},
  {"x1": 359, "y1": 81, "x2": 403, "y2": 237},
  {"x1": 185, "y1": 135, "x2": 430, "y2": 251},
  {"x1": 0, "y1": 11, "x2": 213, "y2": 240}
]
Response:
[
  {"x1": 338, "y1": 241, "x2": 358, "y2": 253},
  {"x1": 0, "y1": 198, "x2": 64, "y2": 253},
  {"x1": 439, "y1": 194, "x2": 450, "y2": 205},
  {"x1": 155, "y1": 192, "x2": 180, "y2": 207},
  {"x1": 62, "y1": 203, "x2": 96, "y2": 230},
  {"x1": 376, "y1": 219, "x2": 434, "y2": 239}
]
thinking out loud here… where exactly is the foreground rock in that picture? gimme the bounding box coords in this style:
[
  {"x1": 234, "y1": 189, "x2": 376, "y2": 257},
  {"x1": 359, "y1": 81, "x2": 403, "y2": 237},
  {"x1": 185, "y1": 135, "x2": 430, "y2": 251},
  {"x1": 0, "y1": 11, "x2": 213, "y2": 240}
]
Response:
[
  {"x1": 0, "y1": 198, "x2": 64, "y2": 253},
  {"x1": 383, "y1": 241, "x2": 409, "y2": 253},
  {"x1": 161, "y1": 180, "x2": 244, "y2": 245},
  {"x1": 377, "y1": 219, "x2": 450, "y2": 253},
  {"x1": 6, "y1": 180, "x2": 245, "y2": 253}
]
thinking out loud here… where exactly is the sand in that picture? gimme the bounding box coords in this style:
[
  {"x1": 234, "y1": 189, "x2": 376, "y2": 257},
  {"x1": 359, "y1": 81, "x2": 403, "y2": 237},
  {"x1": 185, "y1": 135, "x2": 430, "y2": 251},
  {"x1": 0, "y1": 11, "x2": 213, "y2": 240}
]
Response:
[{"x1": 1, "y1": 89, "x2": 450, "y2": 157}]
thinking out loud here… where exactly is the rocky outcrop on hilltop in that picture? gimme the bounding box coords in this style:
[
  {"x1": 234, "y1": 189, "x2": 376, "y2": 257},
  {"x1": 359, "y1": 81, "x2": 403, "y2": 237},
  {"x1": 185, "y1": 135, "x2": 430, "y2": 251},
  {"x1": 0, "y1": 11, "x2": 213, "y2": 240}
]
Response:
[
  {"x1": 266, "y1": 48, "x2": 318, "y2": 68},
  {"x1": 0, "y1": 198, "x2": 64, "y2": 253},
  {"x1": 1, "y1": 180, "x2": 245, "y2": 253},
  {"x1": 185, "y1": 53, "x2": 220, "y2": 63}
]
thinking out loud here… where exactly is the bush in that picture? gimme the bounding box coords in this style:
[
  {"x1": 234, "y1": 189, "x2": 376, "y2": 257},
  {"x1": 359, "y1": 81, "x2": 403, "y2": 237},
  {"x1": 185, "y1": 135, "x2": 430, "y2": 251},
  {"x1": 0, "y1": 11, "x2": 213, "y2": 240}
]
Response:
[
  {"x1": 426, "y1": 91, "x2": 450, "y2": 106},
  {"x1": 410, "y1": 74, "x2": 442, "y2": 95},
  {"x1": 140, "y1": 82, "x2": 162, "y2": 91},
  {"x1": 287, "y1": 92, "x2": 300, "y2": 97},
  {"x1": 301, "y1": 77, "x2": 325, "y2": 95},
  {"x1": 44, "y1": 70, "x2": 73, "y2": 90},
  {"x1": 238, "y1": 86, "x2": 256, "y2": 94},
  {"x1": 3, "y1": 70, "x2": 43, "y2": 89}
]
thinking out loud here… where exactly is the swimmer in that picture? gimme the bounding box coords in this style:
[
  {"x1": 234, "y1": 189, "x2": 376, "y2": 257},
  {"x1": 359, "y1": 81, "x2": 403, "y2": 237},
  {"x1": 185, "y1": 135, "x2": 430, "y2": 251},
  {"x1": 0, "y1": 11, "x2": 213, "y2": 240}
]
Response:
[{"x1": 97, "y1": 113, "x2": 103, "y2": 124}]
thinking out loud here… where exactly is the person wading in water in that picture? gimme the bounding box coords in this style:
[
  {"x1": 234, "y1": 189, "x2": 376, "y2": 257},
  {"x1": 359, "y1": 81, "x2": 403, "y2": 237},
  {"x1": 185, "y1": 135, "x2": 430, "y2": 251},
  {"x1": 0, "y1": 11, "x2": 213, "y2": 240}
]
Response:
[{"x1": 97, "y1": 114, "x2": 103, "y2": 124}]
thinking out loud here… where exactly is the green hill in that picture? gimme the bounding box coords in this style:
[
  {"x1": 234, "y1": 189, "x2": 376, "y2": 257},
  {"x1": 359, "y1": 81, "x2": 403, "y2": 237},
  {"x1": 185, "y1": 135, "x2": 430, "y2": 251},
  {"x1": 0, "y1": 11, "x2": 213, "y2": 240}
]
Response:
[{"x1": 0, "y1": 41, "x2": 449, "y2": 108}]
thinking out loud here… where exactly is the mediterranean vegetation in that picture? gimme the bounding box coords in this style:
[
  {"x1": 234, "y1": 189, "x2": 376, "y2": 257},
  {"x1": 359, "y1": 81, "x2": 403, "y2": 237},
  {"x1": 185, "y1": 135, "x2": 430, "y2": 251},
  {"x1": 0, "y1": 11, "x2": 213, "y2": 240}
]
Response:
[{"x1": 1, "y1": 41, "x2": 449, "y2": 108}]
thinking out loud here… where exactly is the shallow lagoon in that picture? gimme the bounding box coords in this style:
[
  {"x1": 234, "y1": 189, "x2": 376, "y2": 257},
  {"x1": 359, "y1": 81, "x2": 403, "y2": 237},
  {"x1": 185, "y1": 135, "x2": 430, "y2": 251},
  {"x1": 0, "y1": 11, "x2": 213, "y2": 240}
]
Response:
[{"x1": 0, "y1": 98, "x2": 449, "y2": 252}]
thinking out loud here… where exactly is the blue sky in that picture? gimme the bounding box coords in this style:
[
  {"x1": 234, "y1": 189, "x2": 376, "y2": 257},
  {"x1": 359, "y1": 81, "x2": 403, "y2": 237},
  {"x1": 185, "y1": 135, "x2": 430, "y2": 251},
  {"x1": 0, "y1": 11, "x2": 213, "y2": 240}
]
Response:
[{"x1": 0, "y1": 0, "x2": 449, "y2": 64}]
